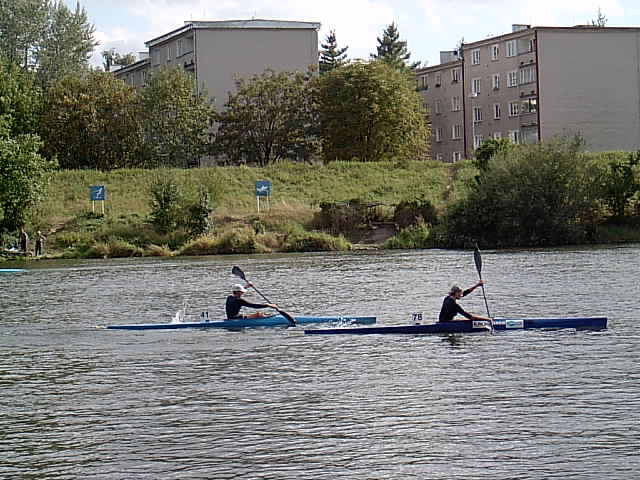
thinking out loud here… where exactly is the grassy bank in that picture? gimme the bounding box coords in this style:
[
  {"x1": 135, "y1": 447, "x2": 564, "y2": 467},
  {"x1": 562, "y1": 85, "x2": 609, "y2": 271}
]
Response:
[{"x1": 20, "y1": 160, "x2": 473, "y2": 258}]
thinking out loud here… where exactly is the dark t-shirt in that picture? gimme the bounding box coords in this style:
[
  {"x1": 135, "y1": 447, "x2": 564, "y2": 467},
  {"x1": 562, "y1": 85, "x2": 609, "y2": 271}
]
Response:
[
  {"x1": 225, "y1": 295, "x2": 267, "y2": 319},
  {"x1": 438, "y1": 289, "x2": 473, "y2": 322}
]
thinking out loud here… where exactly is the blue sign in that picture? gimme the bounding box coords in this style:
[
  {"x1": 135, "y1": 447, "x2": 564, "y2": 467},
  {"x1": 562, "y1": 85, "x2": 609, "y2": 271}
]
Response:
[
  {"x1": 90, "y1": 185, "x2": 106, "y2": 201},
  {"x1": 255, "y1": 180, "x2": 272, "y2": 197}
]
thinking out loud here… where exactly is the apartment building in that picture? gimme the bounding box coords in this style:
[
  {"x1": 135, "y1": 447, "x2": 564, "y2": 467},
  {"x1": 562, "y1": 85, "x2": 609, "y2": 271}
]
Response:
[
  {"x1": 416, "y1": 52, "x2": 464, "y2": 163},
  {"x1": 115, "y1": 19, "x2": 320, "y2": 109},
  {"x1": 423, "y1": 24, "x2": 640, "y2": 161}
]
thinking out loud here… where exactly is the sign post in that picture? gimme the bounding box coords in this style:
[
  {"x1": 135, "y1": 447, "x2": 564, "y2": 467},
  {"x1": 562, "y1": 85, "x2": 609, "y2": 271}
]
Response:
[
  {"x1": 89, "y1": 185, "x2": 106, "y2": 214},
  {"x1": 255, "y1": 180, "x2": 272, "y2": 212}
]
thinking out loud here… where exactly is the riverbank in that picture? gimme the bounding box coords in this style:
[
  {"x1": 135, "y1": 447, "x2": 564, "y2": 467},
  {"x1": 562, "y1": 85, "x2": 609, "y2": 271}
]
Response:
[{"x1": 2, "y1": 161, "x2": 471, "y2": 260}]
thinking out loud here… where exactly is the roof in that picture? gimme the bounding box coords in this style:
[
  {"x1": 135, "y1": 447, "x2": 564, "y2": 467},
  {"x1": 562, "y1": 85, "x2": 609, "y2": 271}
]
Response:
[
  {"x1": 415, "y1": 59, "x2": 462, "y2": 75},
  {"x1": 146, "y1": 19, "x2": 321, "y2": 47},
  {"x1": 112, "y1": 57, "x2": 150, "y2": 76}
]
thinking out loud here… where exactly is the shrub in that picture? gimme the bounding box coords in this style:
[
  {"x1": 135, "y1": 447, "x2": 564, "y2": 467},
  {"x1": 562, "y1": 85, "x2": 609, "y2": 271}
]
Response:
[
  {"x1": 149, "y1": 177, "x2": 181, "y2": 233},
  {"x1": 146, "y1": 244, "x2": 174, "y2": 257},
  {"x1": 383, "y1": 223, "x2": 431, "y2": 249},
  {"x1": 87, "y1": 239, "x2": 144, "y2": 258},
  {"x1": 393, "y1": 197, "x2": 438, "y2": 228},
  {"x1": 282, "y1": 231, "x2": 351, "y2": 252}
]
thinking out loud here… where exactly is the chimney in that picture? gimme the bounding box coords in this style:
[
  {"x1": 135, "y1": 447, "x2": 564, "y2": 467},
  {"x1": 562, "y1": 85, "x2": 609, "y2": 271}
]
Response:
[
  {"x1": 439, "y1": 50, "x2": 459, "y2": 64},
  {"x1": 512, "y1": 24, "x2": 531, "y2": 32}
]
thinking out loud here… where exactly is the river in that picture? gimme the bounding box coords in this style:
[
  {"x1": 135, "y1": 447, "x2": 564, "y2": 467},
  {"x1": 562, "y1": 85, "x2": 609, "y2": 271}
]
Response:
[{"x1": 1, "y1": 246, "x2": 639, "y2": 479}]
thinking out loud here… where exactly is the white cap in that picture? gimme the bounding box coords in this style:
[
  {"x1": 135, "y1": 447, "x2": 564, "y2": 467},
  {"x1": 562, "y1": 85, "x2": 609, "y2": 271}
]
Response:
[{"x1": 232, "y1": 284, "x2": 247, "y2": 293}]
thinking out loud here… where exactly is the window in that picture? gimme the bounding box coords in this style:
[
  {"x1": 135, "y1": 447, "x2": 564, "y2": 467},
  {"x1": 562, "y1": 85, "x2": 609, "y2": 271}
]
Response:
[
  {"x1": 452, "y1": 151, "x2": 463, "y2": 162},
  {"x1": 167, "y1": 45, "x2": 173, "y2": 61},
  {"x1": 506, "y1": 39, "x2": 517, "y2": 57},
  {"x1": 493, "y1": 103, "x2": 501, "y2": 119},
  {"x1": 151, "y1": 49, "x2": 160, "y2": 65},
  {"x1": 472, "y1": 78, "x2": 481, "y2": 94},
  {"x1": 434, "y1": 100, "x2": 441, "y2": 114},
  {"x1": 472, "y1": 48, "x2": 480, "y2": 65},
  {"x1": 177, "y1": 36, "x2": 194, "y2": 57},
  {"x1": 509, "y1": 101, "x2": 519, "y2": 117},
  {"x1": 493, "y1": 131, "x2": 502, "y2": 139},
  {"x1": 520, "y1": 67, "x2": 536, "y2": 84},
  {"x1": 422, "y1": 74, "x2": 429, "y2": 89},
  {"x1": 435, "y1": 128, "x2": 442, "y2": 142},
  {"x1": 522, "y1": 98, "x2": 538, "y2": 113},
  {"x1": 492, "y1": 73, "x2": 500, "y2": 90},
  {"x1": 452, "y1": 124, "x2": 463, "y2": 139},
  {"x1": 473, "y1": 107, "x2": 483, "y2": 122},
  {"x1": 509, "y1": 129, "x2": 521, "y2": 144},
  {"x1": 508, "y1": 71, "x2": 518, "y2": 87},
  {"x1": 451, "y1": 96, "x2": 461, "y2": 112},
  {"x1": 451, "y1": 67, "x2": 460, "y2": 83},
  {"x1": 474, "y1": 135, "x2": 484, "y2": 149},
  {"x1": 435, "y1": 72, "x2": 442, "y2": 86},
  {"x1": 491, "y1": 44, "x2": 499, "y2": 60},
  {"x1": 436, "y1": 153, "x2": 444, "y2": 161}
]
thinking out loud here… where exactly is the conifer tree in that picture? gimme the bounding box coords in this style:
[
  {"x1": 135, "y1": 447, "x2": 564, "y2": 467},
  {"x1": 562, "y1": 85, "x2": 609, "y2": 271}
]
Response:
[
  {"x1": 370, "y1": 22, "x2": 420, "y2": 72},
  {"x1": 319, "y1": 30, "x2": 348, "y2": 74}
]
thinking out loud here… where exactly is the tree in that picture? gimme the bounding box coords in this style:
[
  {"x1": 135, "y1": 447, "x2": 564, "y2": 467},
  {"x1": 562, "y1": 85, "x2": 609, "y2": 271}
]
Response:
[
  {"x1": 214, "y1": 69, "x2": 320, "y2": 166},
  {"x1": 596, "y1": 151, "x2": 640, "y2": 217},
  {"x1": 0, "y1": 0, "x2": 48, "y2": 69},
  {"x1": 0, "y1": 121, "x2": 55, "y2": 233},
  {"x1": 140, "y1": 67, "x2": 215, "y2": 167},
  {"x1": 370, "y1": 22, "x2": 420, "y2": 72},
  {"x1": 102, "y1": 48, "x2": 137, "y2": 72},
  {"x1": 35, "y1": 1, "x2": 98, "y2": 88},
  {"x1": 473, "y1": 138, "x2": 513, "y2": 173},
  {"x1": 319, "y1": 30, "x2": 348, "y2": 74},
  {"x1": 0, "y1": 59, "x2": 41, "y2": 137},
  {"x1": 443, "y1": 137, "x2": 599, "y2": 248},
  {"x1": 591, "y1": 8, "x2": 608, "y2": 28},
  {"x1": 40, "y1": 71, "x2": 144, "y2": 169},
  {"x1": 318, "y1": 61, "x2": 429, "y2": 162}
]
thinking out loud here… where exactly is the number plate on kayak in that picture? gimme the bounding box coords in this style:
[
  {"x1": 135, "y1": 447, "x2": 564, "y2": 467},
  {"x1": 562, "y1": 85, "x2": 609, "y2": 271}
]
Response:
[
  {"x1": 472, "y1": 320, "x2": 492, "y2": 329},
  {"x1": 505, "y1": 319, "x2": 524, "y2": 329}
]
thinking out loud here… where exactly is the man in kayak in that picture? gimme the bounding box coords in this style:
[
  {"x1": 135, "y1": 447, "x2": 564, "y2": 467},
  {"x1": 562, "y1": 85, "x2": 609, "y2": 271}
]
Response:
[
  {"x1": 226, "y1": 283, "x2": 278, "y2": 319},
  {"x1": 439, "y1": 281, "x2": 492, "y2": 322}
]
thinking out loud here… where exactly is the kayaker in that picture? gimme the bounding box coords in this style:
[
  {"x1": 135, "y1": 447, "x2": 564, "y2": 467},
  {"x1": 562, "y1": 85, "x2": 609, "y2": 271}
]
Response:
[
  {"x1": 439, "y1": 281, "x2": 493, "y2": 322},
  {"x1": 226, "y1": 283, "x2": 278, "y2": 319}
]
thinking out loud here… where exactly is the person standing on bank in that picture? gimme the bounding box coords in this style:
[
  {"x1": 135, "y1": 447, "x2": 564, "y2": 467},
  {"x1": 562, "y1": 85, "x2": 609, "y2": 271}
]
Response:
[
  {"x1": 19, "y1": 228, "x2": 29, "y2": 255},
  {"x1": 439, "y1": 281, "x2": 493, "y2": 322},
  {"x1": 35, "y1": 231, "x2": 46, "y2": 256},
  {"x1": 226, "y1": 283, "x2": 278, "y2": 319}
]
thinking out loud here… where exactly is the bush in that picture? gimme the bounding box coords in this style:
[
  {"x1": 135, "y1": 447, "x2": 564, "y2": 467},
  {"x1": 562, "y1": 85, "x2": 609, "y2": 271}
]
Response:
[
  {"x1": 87, "y1": 239, "x2": 144, "y2": 258},
  {"x1": 282, "y1": 231, "x2": 351, "y2": 252},
  {"x1": 441, "y1": 137, "x2": 600, "y2": 248},
  {"x1": 383, "y1": 223, "x2": 431, "y2": 249},
  {"x1": 149, "y1": 177, "x2": 181, "y2": 233},
  {"x1": 393, "y1": 197, "x2": 438, "y2": 228}
]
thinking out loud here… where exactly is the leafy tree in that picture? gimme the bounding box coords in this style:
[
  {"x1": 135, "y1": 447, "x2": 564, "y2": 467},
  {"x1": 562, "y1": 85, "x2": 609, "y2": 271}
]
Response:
[
  {"x1": 0, "y1": 59, "x2": 40, "y2": 137},
  {"x1": 0, "y1": 0, "x2": 48, "y2": 69},
  {"x1": 443, "y1": 137, "x2": 599, "y2": 248},
  {"x1": 318, "y1": 61, "x2": 429, "y2": 162},
  {"x1": 214, "y1": 69, "x2": 320, "y2": 166},
  {"x1": 473, "y1": 138, "x2": 513, "y2": 173},
  {"x1": 370, "y1": 22, "x2": 420, "y2": 72},
  {"x1": 140, "y1": 67, "x2": 215, "y2": 168},
  {"x1": 0, "y1": 120, "x2": 55, "y2": 233},
  {"x1": 102, "y1": 48, "x2": 137, "y2": 71},
  {"x1": 149, "y1": 177, "x2": 181, "y2": 234},
  {"x1": 40, "y1": 71, "x2": 143, "y2": 169},
  {"x1": 319, "y1": 30, "x2": 348, "y2": 74},
  {"x1": 595, "y1": 151, "x2": 640, "y2": 217}
]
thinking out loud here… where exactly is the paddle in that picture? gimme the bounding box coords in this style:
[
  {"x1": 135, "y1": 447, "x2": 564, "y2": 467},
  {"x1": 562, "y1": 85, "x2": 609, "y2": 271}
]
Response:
[
  {"x1": 231, "y1": 266, "x2": 296, "y2": 326},
  {"x1": 473, "y1": 243, "x2": 492, "y2": 320}
]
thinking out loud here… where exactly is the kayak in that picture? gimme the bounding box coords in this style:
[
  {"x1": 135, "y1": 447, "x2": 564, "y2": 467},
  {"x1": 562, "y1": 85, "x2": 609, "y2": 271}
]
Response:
[
  {"x1": 107, "y1": 315, "x2": 377, "y2": 330},
  {"x1": 0, "y1": 268, "x2": 26, "y2": 273},
  {"x1": 304, "y1": 316, "x2": 608, "y2": 335}
]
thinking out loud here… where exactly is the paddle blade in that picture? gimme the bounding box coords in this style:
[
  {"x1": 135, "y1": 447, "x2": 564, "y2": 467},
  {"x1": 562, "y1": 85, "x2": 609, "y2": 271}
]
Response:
[
  {"x1": 231, "y1": 266, "x2": 246, "y2": 281},
  {"x1": 277, "y1": 309, "x2": 297, "y2": 326},
  {"x1": 473, "y1": 244, "x2": 483, "y2": 276}
]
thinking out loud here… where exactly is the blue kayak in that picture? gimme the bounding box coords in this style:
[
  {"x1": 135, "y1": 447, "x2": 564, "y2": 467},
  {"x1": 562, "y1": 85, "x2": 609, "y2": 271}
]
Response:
[
  {"x1": 304, "y1": 316, "x2": 607, "y2": 335},
  {"x1": 107, "y1": 315, "x2": 377, "y2": 330},
  {"x1": 0, "y1": 268, "x2": 26, "y2": 273}
]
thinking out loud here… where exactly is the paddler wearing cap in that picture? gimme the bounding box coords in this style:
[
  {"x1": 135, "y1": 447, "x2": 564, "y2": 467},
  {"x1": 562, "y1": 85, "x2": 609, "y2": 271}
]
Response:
[
  {"x1": 225, "y1": 282, "x2": 278, "y2": 319},
  {"x1": 438, "y1": 281, "x2": 492, "y2": 323}
]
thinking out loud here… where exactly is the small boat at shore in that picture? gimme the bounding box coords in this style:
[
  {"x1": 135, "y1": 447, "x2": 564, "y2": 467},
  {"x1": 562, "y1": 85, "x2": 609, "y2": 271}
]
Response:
[
  {"x1": 107, "y1": 315, "x2": 377, "y2": 331},
  {"x1": 0, "y1": 268, "x2": 26, "y2": 273},
  {"x1": 304, "y1": 316, "x2": 607, "y2": 335}
]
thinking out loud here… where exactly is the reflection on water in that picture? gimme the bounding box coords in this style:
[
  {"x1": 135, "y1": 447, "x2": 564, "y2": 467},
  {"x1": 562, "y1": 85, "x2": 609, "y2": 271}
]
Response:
[{"x1": 1, "y1": 246, "x2": 639, "y2": 479}]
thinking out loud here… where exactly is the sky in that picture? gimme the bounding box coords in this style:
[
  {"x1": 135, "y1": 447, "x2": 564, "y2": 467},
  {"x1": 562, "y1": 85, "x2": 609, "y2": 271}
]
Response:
[{"x1": 62, "y1": 0, "x2": 639, "y2": 69}]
